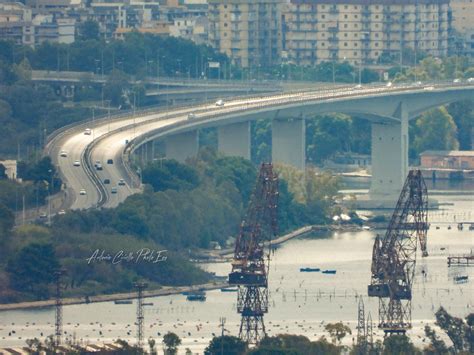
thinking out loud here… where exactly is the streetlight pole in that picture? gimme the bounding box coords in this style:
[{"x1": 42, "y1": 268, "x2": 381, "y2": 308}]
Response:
[
  {"x1": 92, "y1": 107, "x2": 95, "y2": 142},
  {"x1": 48, "y1": 169, "x2": 53, "y2": 225}
]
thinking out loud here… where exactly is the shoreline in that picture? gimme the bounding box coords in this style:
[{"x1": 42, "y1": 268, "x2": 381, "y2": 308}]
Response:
[
  {"x1": 0, "y1": 282, "x2": 227, "y2": 312},
  {"x1": 0, "y1": 223, "x2": 383, "y2": 312}
]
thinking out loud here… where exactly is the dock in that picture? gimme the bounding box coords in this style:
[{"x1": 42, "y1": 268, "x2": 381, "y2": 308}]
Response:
[{"x1": 447, "y1": 255, "x2": 474, "y2": 267}]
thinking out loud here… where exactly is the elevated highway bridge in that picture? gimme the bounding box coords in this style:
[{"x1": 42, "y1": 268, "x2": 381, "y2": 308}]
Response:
[{"x1": 46, "y1": 82, "x2": 473, "y2": 211}]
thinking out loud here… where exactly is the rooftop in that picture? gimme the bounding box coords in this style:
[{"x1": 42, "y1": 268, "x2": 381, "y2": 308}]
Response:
[{"x1": 420, "y1": 150, "x2": 474, "y2": 157}]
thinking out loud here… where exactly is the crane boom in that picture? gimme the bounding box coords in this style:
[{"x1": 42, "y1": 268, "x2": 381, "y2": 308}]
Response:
[
  {"x1": 228, "y1": 163, "x2": 278, "y2": 344},
  {"x1": 368, "y1": 170, "x2": 429, "y2": 334}
]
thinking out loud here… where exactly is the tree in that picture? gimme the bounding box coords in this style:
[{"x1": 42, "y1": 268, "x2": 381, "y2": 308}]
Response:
[
  {"x1": 447, "y1": 100, "x2": 474, "y2": 150},
  {"x1": 435, "y1": 307, "x2": 472, "y2": 353},
  {"x1": 413, "y1": 107, "x2": 459, "y2": 155},
  {"x1": 306, "y1": 114, "x2": 352, "y2": 164},
  {"x1": 142, "y1": 159, "x2": 199, "y2": 192},
  {"x1": 148, "y1": 338, "x2": 157, "y2": 355},
  {"x1": 0, "y1": 164, "x2": 6, "y2": 179},
  {"x1": 103, "y1": 69, "x2": 130, "y2": 106},
  {"x1": 423, "y1": 325, "x2": 449, "y2": 355},
  {"x1": 204, "y1": 335, "x2": 247, "y2": 355},
  {"x1": 13, "y1": 58, "x2": 32, "y2": 81},
  {"x1": 6, "y1": 243, "x2": 59, "y2": 299},
  {"x1": 382, "y1": 334, "x2": 420, "y2": 355},
  {"x1": 78, "y1": 20, "x2": 100, "y2": 41},
  {"x1": 163, "y1": 332, "x2": 181, "y2": 355},
  {"x1": 0, "y1": 202, "x2": 14, "y2": 243},
  {"x1": 325, "y1": 322, "x2": 352, "y2": 345}
]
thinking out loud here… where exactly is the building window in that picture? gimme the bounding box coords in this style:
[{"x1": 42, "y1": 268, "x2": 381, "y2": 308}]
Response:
[
  {"x1": 355, "y1": 24, "x2": 358, "y2": 28},
  {"x1": 355, "y1": 43, "x2": 358, "y2": 47},
  {"x1": 344, "y1": 33, "x2": 348, "y2": 37},
  {"x1": 354, "y1": 51, "x2": 357, "y2": 56},
  {"x1": 375, "y1": 42, "x2": 379, "y2": 47},
  {"x1": 344, "y1": 14, "x2": 348, "y2": 19},
  {"x1": 344, "y1": 24, "x2": 348, "y2": 28},
  {"x1": 354, "y1": 14, "x2": 358, "y2": 19},
  {"x1": 224, "y1": 22, "x2": 228, "y2": 27},
  {"x1": 344, "y1": 42, "x2": 348, "y2": 46},
  {"x1": 322, "y1": 14, "x2": 325, "y2": 19},
  {"x1": 375, "y1": 15, "x2": 379, "y2": 19}
]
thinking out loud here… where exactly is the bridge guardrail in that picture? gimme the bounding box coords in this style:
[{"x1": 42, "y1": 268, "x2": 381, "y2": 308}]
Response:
[{"x1": 51, "y1": 81, "x2": 474, "y2": 208}]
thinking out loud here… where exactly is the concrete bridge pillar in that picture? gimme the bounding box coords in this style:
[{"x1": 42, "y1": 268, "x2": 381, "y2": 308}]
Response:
[
  {"x1": 370, "y1": 102, "x2": 409, "y2": 201},
  {"x1": 217, "y1": 121, "x2": 251, "y2": 160},
  {"x1": 272, "y1": 118, "x2": 305, "y2": 170},
  {"x1": 165, "y1": 130, "x2": 198, "y2": 163},
  {"x1": 141, "y1": 140, "x2": 155, "y2": 163}
]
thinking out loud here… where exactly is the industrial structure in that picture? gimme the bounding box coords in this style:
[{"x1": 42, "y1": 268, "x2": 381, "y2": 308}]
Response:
[
  {"x1": 54, "y1": 269, "x2": 66, "y2": 347},
  {"x1": 356, "y1": 296, "x2": 366, "y2": 353},
  {"x1": 229, "y1": 163, "x2": 279, "y2": 344},
  {"x1": 368, "y1": 170, "x2": 429, "y2": 335},
  {"x1": 134, "y1": 282, "x2": 148, "y2": 349}
]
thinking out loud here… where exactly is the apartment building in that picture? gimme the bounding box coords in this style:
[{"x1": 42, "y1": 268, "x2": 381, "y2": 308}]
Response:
[
  {"x1": 450, "y1": 0, "x2": 474, "y2": 57},
  {"x1": 284, "y1": 0, "x2": 450, "y2": 66},
  {"x1": 208, "y1": 0, "x2": 285, "y2": 68},
  {"x1": 450, "y1": 0, "x2": 474, "y2": 34},
  {"x1": 0, "y1": 2, "x2": 34, "y2": 45}
]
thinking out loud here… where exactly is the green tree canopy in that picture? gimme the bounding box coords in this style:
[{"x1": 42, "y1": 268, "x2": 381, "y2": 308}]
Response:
[
  {"x1": 382, "y1": 334, "x2": 420, "y2": 355},
  {"x1": 325, "y1": 322, "x2": 352, "y2": 345},
  {"x1": 413, "y1": 107, "x2": 459, "y2": 155},
  {"x1": 447, "y1": 100, "x2": 474, "y2": 150},
  {"x1": 78, "y1": 20, "x2": 100, "y2": 41},
  {"x1": 204, "y1": 335, "x2": 247, "y2": 355},
  {"x1": 6, "y1": 243, "x2": 59, "y2": 299},
  {"x1": 163, "y1": 332, "x2": 181, "y2": 355},
  {"x1": 142, "y1": 159, "x2": 199, "y2": 192}
]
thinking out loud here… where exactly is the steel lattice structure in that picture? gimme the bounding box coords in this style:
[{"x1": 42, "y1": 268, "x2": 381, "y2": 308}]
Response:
[
  {"x1": 54, "y1": 269, "x2": 66, "y2": 347},
  {"x1": 134, "y1": 282, "x2": 148, "y2": 348},
  {"x1": 357, "y1": 296, "x2": 366, "y2": 353},
  {"x1": 229, "y1": 163, "x2": 278, "y2": 344},
  {"x1": 368, "y1": 170, "x2": 428, "y2": 335}
]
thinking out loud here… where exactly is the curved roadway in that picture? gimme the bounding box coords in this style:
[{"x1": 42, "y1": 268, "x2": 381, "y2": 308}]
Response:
[{"x1": 50, "y1": 82, "x2": 474, "y2": 211}]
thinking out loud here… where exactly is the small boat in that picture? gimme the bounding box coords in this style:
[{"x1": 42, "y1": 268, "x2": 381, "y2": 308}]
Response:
[
  {"x1": 469, "y1": 224, "x2": 474, "y2": 231},
  {"x1": 220, "y1": 287, "x2": 238, "y2": 292},
  {"x1": 186, "y1": 291, "x2": 206, "y2": 301},
  {"x1": 322, "y1": 270, "x2": 337, "y2": 274},
  {"x1": 300, "y1": 268, "x2": 321, "y2": 272},
  {"x1": 454, "y1": 275, "x2": 468, "y2": 283},
  {"x1": 114, "y1": 300, "x2": 133, "y2": 305}
]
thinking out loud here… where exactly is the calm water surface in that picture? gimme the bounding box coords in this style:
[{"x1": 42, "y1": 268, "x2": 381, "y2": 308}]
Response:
[{"x1": 0, "y1": 183, "x2": 472, "y2": 353}]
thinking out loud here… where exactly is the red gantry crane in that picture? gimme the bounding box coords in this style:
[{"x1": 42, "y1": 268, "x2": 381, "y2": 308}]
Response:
[
  {"x1": 228, "y1": 163, "x2": 279, "y2": 344},
  {"x1": 368, "y1": 170, "x2": 429, "y2": 335}
]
